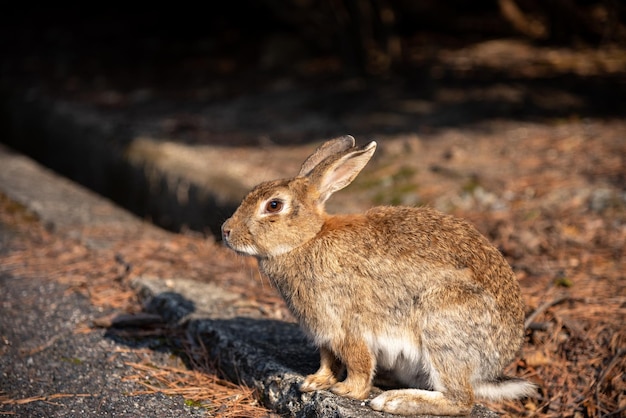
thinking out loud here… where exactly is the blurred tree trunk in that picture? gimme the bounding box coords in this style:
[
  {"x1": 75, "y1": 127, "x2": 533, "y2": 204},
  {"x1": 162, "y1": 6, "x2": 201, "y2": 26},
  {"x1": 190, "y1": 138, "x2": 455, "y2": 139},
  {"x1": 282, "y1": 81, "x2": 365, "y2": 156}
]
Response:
[
  {"x1": 498, "y1": 0, "x2": 626, "y2": 44},
  {"x1": 498, "y1": 0, "x2": 547, "y2": 39},
  {"x1": 328, "y1": 0, "x2": 401, "y2": 75}
]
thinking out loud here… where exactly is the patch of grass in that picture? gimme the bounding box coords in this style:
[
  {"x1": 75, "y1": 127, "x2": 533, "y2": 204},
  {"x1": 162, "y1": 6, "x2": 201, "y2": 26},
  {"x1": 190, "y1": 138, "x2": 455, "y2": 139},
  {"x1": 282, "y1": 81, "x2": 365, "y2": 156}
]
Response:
[
  {"x1": 184, "y1": 398, "x2": 205, "y2": 408},
  {"x1": 524, "y1": 209, "x2": 541, "y2": 221},
  {"x1": 554, "y1": 276, "x2": 573, "y2": 287},
  {"x1": 368, "y1": 165, "x2": 420, "y2": 206},
  {"x1": 461, "y1": 175, "x2": 481, "y2": 194},
  {"x1": 392, "y1": 166, "x2": 417, "y2": 182},
  {"x1": 61, "y1": 357, "x2": 84, "y2": 365}
]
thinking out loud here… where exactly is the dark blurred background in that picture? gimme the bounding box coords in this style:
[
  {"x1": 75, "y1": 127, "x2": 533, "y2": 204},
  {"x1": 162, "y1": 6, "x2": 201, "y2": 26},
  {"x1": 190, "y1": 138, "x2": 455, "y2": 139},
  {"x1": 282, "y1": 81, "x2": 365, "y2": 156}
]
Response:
[
  {"x1": 1, "y1": 1, "x2": 624, "y2": 114},
  {"x1": 1, "y1": 1, "x2": 624, "y2": 234}
]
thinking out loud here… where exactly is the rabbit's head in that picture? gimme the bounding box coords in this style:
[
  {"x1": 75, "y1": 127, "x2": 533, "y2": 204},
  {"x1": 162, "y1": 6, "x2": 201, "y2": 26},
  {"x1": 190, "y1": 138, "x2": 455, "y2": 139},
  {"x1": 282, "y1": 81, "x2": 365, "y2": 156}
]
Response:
[{"x1": 222, "y1": 136, "x2": 376, "y2": 258}]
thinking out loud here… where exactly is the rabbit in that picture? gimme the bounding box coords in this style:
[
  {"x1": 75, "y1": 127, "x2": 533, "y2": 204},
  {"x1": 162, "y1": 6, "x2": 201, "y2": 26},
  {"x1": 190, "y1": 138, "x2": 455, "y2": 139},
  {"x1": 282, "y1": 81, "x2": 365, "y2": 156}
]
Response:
[{"x1": 221, "y1": 135, "x2": 536, "y2": 416}]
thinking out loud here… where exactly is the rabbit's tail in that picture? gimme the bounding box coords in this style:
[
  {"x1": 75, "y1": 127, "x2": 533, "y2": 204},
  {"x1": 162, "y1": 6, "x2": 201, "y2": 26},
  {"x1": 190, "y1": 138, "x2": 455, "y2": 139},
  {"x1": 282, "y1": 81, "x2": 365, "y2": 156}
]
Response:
[{"x1": 474, "y1": 377, "x2": 537, "y2": 401}]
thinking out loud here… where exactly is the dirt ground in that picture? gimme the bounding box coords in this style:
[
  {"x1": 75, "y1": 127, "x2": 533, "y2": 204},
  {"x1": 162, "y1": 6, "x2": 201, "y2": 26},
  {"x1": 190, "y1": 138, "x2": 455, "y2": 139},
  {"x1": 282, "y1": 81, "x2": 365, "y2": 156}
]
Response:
[{"x1": 1, "y1": 8, "x2": 625, "y2": 417}]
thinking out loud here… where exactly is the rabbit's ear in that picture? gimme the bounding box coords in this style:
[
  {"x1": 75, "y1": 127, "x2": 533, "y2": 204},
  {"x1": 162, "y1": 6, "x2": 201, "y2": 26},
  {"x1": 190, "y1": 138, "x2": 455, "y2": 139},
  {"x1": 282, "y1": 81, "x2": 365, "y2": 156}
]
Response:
[
  {"x1": 309, "y1": 141, "x2": 377, "y2": 205},
  {"x1": 298, "y1": 135, "x2": 356, "y2": 177}
]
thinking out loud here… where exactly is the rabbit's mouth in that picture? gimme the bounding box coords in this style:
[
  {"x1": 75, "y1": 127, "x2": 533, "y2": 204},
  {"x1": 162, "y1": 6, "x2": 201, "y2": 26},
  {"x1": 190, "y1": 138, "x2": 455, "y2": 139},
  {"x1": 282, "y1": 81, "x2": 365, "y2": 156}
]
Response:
[
  {"x1": 222, "y1": 236, "x2": 258, "y2": 256},
  {"x1": 229, "y1": 244, "x2": 259, "y2": 257},
  {"x1": 222, "y1": 231, "x2": 296, "y2": 258},
  {"x1": 224, "y1": 238, "x2": 295, "y2": 258}
]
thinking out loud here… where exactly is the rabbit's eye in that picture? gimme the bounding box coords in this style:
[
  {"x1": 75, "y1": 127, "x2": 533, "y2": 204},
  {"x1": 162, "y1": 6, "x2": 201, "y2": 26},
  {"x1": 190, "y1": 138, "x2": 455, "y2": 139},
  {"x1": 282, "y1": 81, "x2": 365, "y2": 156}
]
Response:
[{"x1": 265, "y1": 199, "x2": 284, "y2": 213}]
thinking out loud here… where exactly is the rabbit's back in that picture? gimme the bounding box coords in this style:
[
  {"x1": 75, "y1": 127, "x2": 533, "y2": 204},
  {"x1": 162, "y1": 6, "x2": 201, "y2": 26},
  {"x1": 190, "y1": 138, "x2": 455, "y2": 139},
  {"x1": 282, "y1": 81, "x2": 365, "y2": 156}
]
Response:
[{"x1": 314, "y1": 205, "x2": 520, "y2": 297}]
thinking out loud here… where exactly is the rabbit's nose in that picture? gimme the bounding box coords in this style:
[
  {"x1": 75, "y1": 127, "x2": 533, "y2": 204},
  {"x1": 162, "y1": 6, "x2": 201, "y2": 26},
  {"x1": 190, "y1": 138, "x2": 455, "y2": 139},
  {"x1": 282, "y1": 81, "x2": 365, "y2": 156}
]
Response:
[{"x1": 221, "y1": 225, "x2": 231, "y2": 240}]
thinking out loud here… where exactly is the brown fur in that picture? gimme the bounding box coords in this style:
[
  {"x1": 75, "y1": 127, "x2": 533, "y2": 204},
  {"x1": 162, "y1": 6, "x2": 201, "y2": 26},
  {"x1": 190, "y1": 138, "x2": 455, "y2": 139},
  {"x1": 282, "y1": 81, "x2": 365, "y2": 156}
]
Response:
[{"x1": 222, "y1": 136, "x2": 536, "y2": 416}]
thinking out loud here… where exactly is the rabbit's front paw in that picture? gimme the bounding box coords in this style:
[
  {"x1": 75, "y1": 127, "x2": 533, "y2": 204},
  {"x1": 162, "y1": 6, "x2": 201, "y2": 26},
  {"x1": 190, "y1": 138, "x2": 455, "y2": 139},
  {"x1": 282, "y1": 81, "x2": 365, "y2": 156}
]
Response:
[
  {"x1": 330, "y1": 380, "x2": 371, "y2": 400},
  {"x1": 300, "y1": 372, "x2": 337, "y2": 392}
]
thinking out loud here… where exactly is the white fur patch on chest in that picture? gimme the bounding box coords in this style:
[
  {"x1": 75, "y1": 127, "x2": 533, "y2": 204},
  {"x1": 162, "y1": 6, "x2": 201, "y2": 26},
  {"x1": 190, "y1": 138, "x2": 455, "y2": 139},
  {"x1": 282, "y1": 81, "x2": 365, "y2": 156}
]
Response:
[{"x1": 364, "y1": 332, "x2": 424, "y2": 385}]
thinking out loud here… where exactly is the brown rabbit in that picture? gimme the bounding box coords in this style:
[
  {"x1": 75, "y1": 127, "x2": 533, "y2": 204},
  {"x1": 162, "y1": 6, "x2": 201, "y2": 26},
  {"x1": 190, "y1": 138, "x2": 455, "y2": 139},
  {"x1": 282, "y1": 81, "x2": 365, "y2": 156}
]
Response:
[{"x1": 221, "y1": 136, "x2": 536, "y2": 416}]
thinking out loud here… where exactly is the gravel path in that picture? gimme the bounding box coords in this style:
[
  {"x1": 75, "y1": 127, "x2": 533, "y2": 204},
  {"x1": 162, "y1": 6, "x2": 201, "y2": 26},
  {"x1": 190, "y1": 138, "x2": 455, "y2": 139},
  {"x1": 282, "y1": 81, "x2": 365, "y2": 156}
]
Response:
[{"x1": 0, "y1": 225, "x2": 206, "y2": 417}]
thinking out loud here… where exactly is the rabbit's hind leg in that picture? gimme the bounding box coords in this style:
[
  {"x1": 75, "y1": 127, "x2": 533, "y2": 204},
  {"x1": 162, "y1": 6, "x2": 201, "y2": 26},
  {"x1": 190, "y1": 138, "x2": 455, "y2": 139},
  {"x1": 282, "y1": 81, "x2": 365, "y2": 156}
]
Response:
[
  {"x1": 300, "y1": 346, "x2": 343, "y2": 392},
  {"x1": 371, "y1": 333, "x2": 475, "y2": 415},
  {"x1": 369, "y1": 384, "x2": 473, "y2": 416},
  {"x1": 370, "y1": 359, "x2": 474, "y2": 415}
]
